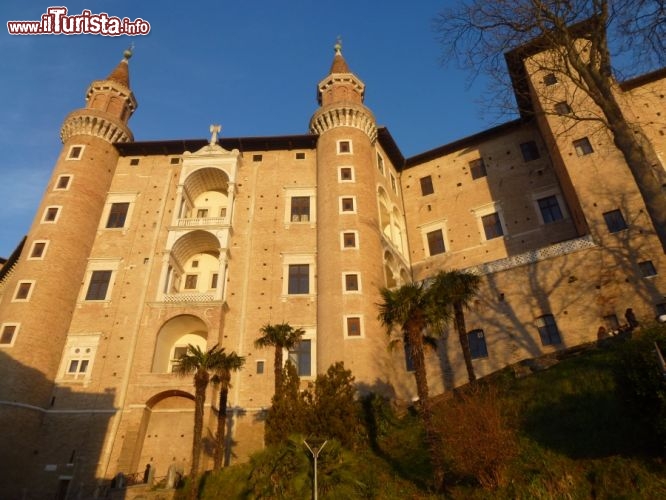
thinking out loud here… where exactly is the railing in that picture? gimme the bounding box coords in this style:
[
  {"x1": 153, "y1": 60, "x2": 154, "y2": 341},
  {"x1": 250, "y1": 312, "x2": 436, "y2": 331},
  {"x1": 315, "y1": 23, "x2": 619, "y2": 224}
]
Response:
[
  {"x1": 162, "y1": 292, "x2": 217, "y2": 303},
  {"x1": 177, "y1": 216, "x2": 227, "y2": 227},
  {"x1": 466, "y1": 234, "x2": 596, "y2": 276}
]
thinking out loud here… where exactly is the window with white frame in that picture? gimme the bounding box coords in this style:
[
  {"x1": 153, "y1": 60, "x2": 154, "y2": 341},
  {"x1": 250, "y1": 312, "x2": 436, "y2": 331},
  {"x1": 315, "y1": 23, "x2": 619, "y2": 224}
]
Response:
[
  {"x1": 420, "y1": 220, "x2": 448, "y2": 257},
  {"x1": 28, "y1": 240, "x2": 48, "y2": 260},
  {"x1": 81, "y1": 260, "x2": 119, "y2": 302},
  {"x1": 473, "y1": 203, "x2": 506, "y2": 241},
  {"x1": 67, "y1": 145, "x2": 85, "y2": 160},
  {"x1": 339, "y1": 196, "x2": 356, "y2": 213},
  {"x1": 42, "y1": 206, "x2": 61, "y2": 223},
  {"x1": 0, "y1": 323, "x2": 19, "y2": 347},
  {"x1": 338, "y1": 166, "x2": 355, "y2": 182},
  {"x1": 532, "y1": 188, "x2": 567, "y2": 225},
  {"x1": 13, "y1": 281, "x2": 35, "y2": 302},
  {"x1": 100, "y1": 193, "x2": 136, "y2": 230},
  {"x1": 337, "y1": 140, "x2": 352, "y2": 154},
  {"x1": 58, "y1": 334, "x2": 100, "y2": 383},
  {"x1": 341, "y1": 231, "x2": 359, "y2": 249},
  {"x1": 344, "y1": 316, "x2": 363, "y2": 338},
  {"x1": 55, "y1": 175, "x2": 72, "y2": 190},
  {"x1": 284, "y1": 188, "x2": 316, "y2": 224},
  {"x1": 282, "y1": 254, "x2": 315, "y2": 296},
  {"x1": 342, "y1": 272, "x2": 361, "y2": 293}
]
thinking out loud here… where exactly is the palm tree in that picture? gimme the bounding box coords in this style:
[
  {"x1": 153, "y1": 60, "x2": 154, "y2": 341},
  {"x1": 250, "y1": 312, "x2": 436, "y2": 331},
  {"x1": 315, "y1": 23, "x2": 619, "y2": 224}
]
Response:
[
  {"x1": 377, "y1": 281, "x2": 450, "y2": 490},
  {"x1": 434, "y1": 270, "x2": 481, "y2": 383},
  {"x1": 255, "y1": 323, "x2": 305, "y2": 395},
  {"x1": 211, "y1": 351, "x2": 245, "y2": 470},
  {"x1": 174, "y1": 343, "x2": 230, "y2": 486}
]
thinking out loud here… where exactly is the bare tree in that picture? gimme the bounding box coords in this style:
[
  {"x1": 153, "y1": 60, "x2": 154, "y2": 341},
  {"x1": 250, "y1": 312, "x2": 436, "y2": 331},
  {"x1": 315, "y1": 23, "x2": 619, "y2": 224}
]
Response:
[{"x1": 435, "y1": 0, "x2": 666, "y2": 252}]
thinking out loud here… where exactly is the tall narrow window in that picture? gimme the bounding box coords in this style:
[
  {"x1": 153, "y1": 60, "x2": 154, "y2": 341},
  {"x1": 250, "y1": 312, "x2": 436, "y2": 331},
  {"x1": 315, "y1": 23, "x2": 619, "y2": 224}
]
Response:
[
  {"x1": 291, "y1": 196, "x2": 310, "y2": 222},
  {"x1": 467, "y1": 329, "x2": 488, "y2": 359},
  {"x1": 481, "y1": 213, "x2": 504, "y2": 240},
  {"x1": 537, "y1": 195, "x2": 564, "y2": 223},
  {"x1": 288, "y1": 340, "x2": 312, "y2": 376},
  {"x1": 419, "y1": 176, "x2": 434, "y2": 196},
  {"x1": 536, "y1": 314, "x2": 562, "y2": 346},
  {"x1": 377, "y1": 153, "x2": 385, "y2": 174},
  {"x1": 85, "y1": 271, "x2": 112, "y2": 301},
  {"x1": 288, "y1": 264, "x2": 309, "y2": 294},
  {"x1": 0, "y1": 324, "x2": 17, "y2": 345},
  {"x1": 520, "y1": 141, "x2": 540, "y2": 162},
  {"x1": 426, "y1": 230, "x2": 445, "y2": 256},
  {"x1": 106, "y1": 202, "x2": 130, "y2": 228},
  {"x1": 469, "y1": 159, "x2": 487, "y2": 180}
]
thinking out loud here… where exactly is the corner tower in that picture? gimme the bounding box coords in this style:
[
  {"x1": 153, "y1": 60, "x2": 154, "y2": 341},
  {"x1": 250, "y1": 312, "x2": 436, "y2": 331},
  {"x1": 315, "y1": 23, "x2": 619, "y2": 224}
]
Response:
[
  {"x1": 310, "y1": 43, "x2": 394, "y2": 385},
  {"x1": 0, "y1": 50, "x2": 137, "y2": 407}
]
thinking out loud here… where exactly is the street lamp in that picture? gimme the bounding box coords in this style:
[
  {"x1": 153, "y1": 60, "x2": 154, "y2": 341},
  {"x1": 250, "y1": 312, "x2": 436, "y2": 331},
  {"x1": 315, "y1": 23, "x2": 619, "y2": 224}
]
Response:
[{"x1": 303, "y1": 439, "x2": 327, "y2": 500}]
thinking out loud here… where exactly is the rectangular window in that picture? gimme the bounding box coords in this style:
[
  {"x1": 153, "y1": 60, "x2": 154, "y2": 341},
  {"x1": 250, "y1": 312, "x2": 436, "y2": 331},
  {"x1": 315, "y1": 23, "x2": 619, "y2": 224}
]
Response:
[
  {"x1": 340, "y1": 197, "x2": 355, "y2": 212},
  {"x1": 210, "y1": 273, "x2": 219, "y2": 289},
  {"x1": 555, "y1": 101, "x2": 572, "y2": 115},
  {"x1": 344, "y1": 273, "x2": 359, "y2": 291},
  {"x1": 573, "y1": 137, "x2": 594, "y2": 156},
  {"x1": 390, "y1": 174, "x2": 397, "y2": 192},
  {"x1": 639, "y1": 260, "x2": 657, "y2": 277},
  {"x1": 342, "y1": 232, "x2": 357, "y2": 248},
  {"x1": 14, "y1": 282, "x2": 32, "y2": 301},
  {"x1": 288, "y1": 339, "x2": 311, "y2": 376},
  {"x1": 377, "y1": 153, "x2": 384, "y2": 174},
  {"x1": 256, "y1": 360, "x2": 265, "y2": 374},
  {"x1": 43, "y1": 207, "x2": 59, "y2": 222},
  {"x1": 196, "y1": 208, "x2": 209, "y2": 218},
  {"x1": 295, "y1": 152, "x2": 305, "y2": 160},
  {"x1": 427, "y1": 229, "x2": 446, "y2": 256},
  {"x1": 0, "y1": 324, "x2": 17, "y2": 345},
  {"x1": 346, "y1": 317, "x2": 361, "y2": 337},
  {"x1": 339, "y1": 167, "x2": 353, "y2": 181},
  {"x1": 29, "y1": 241, "x2": 47, "y2": 259},
  {"x1": 67, "y1": 359, "x2": 89, "y2": 375},
  {"x1": 129, "y1": 158, "x2": 140, "y2": 166},
  {"x1": 291, "y1": 196, "x2": 310, "y2": 222},
  {"x1": 537, "y1": 195, "x2": 564, "y2": 223},
  {"x1": 106, "y1": 202, "x2": 130, "y2": 228},
  {"x1": 170, "y1": 157, "x2": 180, "y2": 165},
  {"x1": 469, "y1": 159, "x2": 487, "y2": 180},
  {"x1": 252, "y1": 154, "x2": 263, "y2": 162},
  {"x1": 420, "y1": 176, "x2": 434, "y2": 196},
  {"x1": 467, "y1": 329, "x2": 488, "y2": 359},
  {"x1": 67, "y1": 146, "x2": 83, "y2": 159},
  {"x1": 56, "y1": 175, "x2": 71, "y2": 190},
  {"x1": 338, "y1": 141, "x2": 351, "y2": 154},
  {"x1": 184, "y1": 274, "x2": 198, "y2": 290},
  {"x1": 85, "y1": 270, "x2": 112, "y2": 300},
  {"x1": 536, "y1": 314, "x2": 562, "y2": 346},
  {"x1": 520, "y1": 141, "x2": 540, "y2": 162},
  {"x1": 603, "y1": 209, "x2": 628, "y2": 233},
  {"x1": 170, "y1": 346, "x2": 189, "y2": 372},
  {"x1": 543, "y1": 73, "x2": 558, "y2": 85},
  {"x1": 288, "y1": 264, "x2": 309, "y2": 294},
  {"x1": 482, "y1": 213, "x2": 504, "y2": 240}
]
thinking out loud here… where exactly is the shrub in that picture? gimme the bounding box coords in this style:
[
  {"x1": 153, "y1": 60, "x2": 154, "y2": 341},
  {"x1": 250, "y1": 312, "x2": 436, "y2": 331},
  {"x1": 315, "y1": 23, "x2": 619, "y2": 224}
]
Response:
[{"x1": 436, "y1": 384, "x2": 518, "y2": 489}]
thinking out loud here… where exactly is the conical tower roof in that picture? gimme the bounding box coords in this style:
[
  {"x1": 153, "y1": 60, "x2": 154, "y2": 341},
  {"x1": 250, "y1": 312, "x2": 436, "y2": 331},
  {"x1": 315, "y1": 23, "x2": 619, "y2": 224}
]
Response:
[
  {"x1": 106, "y1": 48, "x2": 133, "y2": 88},
  {"x1": 329, "y1": 41, "x2": 350, "y2": 74}
]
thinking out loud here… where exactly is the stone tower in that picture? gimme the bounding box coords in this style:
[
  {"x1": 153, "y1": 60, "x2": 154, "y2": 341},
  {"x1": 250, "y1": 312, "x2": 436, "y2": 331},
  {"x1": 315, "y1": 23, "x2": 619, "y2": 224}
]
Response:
[
  {"x1": 0, "y1": 50, "x2": 137, "y2": 404},
  {"x1": 310, "y1": 43, "x2": 403, "y2": 388}
]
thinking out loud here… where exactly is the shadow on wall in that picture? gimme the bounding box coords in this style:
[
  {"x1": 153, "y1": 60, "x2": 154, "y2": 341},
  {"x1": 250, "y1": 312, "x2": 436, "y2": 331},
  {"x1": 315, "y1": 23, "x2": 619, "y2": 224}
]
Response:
[{"x1": 0, "y1": 350, "x2": 116, "y2": 499}]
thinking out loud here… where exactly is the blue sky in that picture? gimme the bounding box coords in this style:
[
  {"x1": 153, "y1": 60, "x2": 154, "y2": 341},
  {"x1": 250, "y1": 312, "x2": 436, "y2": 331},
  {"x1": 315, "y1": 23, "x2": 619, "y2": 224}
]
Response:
[{"x1": 0, "y1": 1, "x2": 505, "y2": 258}]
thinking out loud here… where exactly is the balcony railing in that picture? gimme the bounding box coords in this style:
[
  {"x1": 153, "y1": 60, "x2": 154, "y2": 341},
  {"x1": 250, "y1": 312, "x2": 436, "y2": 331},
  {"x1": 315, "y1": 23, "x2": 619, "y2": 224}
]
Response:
[
  {"x1": 162, "y1": 292, "x2": 217, "y2": 303},
  {"x1": 176, "y1": 216, "x2": 227, "y2": 228},
  {"x1": 466, "y1": 234, "x2": 596, "y2": 276}
]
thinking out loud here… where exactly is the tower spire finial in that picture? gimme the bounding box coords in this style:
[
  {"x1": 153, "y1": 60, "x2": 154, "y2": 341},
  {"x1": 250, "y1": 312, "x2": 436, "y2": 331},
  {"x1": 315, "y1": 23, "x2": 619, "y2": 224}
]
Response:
[
  {"x1": 334, "y1": 36, "x2": 342, "y2": 55},
  {"x1": 123, "y1": 43, "x2": 134, "y2": 61}
]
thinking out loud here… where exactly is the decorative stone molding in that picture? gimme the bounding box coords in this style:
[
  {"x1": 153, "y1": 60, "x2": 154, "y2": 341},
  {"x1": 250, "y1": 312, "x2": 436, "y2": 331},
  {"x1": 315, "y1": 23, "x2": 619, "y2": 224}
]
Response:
[
  {"x1": 60, "y1": 109, "x2": 133, "y2": 144},
  {"x1": 309, "y1": 106, "x2": 377, "y2": 143},
  {"x1": 465, "y1": 234, "x2": 597, "y2": 276}
]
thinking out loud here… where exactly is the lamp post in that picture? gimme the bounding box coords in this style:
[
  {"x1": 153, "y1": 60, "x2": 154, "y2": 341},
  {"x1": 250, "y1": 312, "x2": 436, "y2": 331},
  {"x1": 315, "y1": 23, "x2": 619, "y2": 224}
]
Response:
[{"x1": 303, "y1": 439, "x2": 327, "y2": 500}]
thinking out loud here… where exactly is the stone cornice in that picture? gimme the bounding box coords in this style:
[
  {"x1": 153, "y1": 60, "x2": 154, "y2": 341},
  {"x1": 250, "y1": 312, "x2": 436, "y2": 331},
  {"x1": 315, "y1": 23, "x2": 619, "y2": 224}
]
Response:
[
  {"x1": 309, "y1": 105, "x2": 377, "y2": 143},
  {"x1": 60, "y1": 109, "x2": 133, "y2": 144}
]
